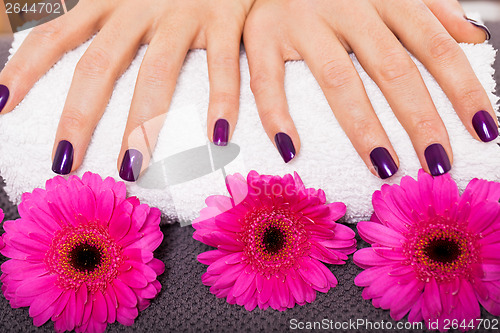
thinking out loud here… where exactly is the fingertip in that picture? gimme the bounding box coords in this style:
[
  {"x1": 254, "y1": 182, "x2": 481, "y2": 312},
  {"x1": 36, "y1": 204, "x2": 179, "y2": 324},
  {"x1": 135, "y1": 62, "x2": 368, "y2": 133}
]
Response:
[
  {"x1": 52, "y1": 140, "x2": 74, "y2": 175},
  {"x1": 274, "y1": 132, "x2": 298, "y2": 163},
  {"x1": 0, "y1": 84, "x2": 9, "y2": 113},
  {"x1": 369, "y1": 147, "x2": 399, "y2": 179},
  {"x1": 118, "y1": 148, "x2": 143, "y2": 182},
  {"x1": 464, "y1": 17, "x2": 491, "y2": 42},
  {"x1": 211, "y1": 118, "x2": 230, "y2": 146}
]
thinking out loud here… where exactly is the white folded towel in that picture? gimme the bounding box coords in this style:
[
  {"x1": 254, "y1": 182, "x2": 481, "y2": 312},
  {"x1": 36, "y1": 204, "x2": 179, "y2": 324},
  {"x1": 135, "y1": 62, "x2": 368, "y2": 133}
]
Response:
[{"x1": 0, "y1": 27, "x2": 498, "y2": 225}]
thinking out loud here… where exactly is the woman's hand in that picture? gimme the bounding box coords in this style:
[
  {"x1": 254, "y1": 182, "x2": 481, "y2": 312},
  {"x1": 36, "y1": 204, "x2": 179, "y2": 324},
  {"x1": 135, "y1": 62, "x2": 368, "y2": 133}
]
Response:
[
  {"x1": 243, "y1": 0, "x2": 498, "y2": 178},
  {"x1": 0, "y1": 0, "x2": 254, "y2": 181}
]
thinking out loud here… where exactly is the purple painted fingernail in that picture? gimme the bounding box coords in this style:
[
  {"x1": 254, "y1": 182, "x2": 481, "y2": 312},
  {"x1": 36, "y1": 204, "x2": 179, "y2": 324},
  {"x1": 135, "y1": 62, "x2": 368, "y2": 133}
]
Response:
[
  {"x1": 466, "y1": 17, "x2": 491, "y2": 41},
  {"x1": 0, "y1": 84, "x2": 9, "y2": 113},
  {"x1": 424, "y1": 143, "x2": 451, "y2": 176},
  {"x1": 52, "y1": 140, "x2": 74, "y2": 175},
  {"x1": 119, "y1": 149, "x2": 143, "y2": 182},
  {"x1": 213, "y1": 119, "x2": 229, "y2": 146},
  {"x1": 274, "y1": 132, "x2": 296, "y2": 163},
  {"x1": 472, "y1": 110, "x2": 498, "y2": 142},
  {"x1": 370, "y1": 147, "x2": 398, "y2": 179}
]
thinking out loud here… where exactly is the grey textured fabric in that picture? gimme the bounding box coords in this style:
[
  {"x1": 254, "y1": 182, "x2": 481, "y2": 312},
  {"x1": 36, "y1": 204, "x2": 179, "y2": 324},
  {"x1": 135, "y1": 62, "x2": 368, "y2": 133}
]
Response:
[{"x1": 1, "y1": 23, "x2": 500, "y2": 332}]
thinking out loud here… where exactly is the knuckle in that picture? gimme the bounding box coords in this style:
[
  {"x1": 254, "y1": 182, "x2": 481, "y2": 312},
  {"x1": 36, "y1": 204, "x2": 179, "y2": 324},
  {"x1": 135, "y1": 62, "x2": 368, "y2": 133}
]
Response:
[
  {"x1": 411, "y1": 114, "x2": 442, "y2": 137},
  {"x1": 378, "y1": 50, "x2": 416, "y2": 84},
  {"x1": 428, "y1": 32, "x2": 461, "y2": 62},
  {"x1": 454, "y1": 84, "x2": 485, "y2": 109},
  {"x1": 349, "y1": 117, "x2": 380, "y2": 144},
  {"x1": 318, "y1": 59, "x2": 355, "y2": 91},
  {"x1": 75, "y1": 47, "x2": 112, "y2": 79},
  {"x1": 210, "y1": 91, "x2": 239, "y2": 109},
  {"x1": 60, "y1": 108, "x2": 88, "y2": 131},
  {"x1": 211, "y1": 55, "x2": 239, "y2": 71},
  {"x1": 139, "y1": 57, "x2": 175, "y2": 88},
  {"x1": 250, "y1": 71, "x2": 275, "y2": 95},
  {"x1": 32, "y1": 19, "x2": 64, "y2": 45}
]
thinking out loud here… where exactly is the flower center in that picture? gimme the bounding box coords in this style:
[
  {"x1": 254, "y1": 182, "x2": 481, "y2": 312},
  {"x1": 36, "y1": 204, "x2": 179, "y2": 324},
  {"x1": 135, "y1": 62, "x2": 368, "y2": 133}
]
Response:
[
  {"x1": 240, "y1": 207, "x2": 310, "y2": 276},
  {"x1": 262, "y1": 226, "x2": 286, "y2": 254},
  {"x1": 69, "y1": 243, "x2": 102, "y2": 272},
  {"x1": 403, "y1": 221, "x2": 480, "y2": 283},
  {"x1": 423, "y1": 238, "x2": 461, "y2": 264},
  {"x1": 45, "y1": 221, "x2": 123, "y2": 292}
]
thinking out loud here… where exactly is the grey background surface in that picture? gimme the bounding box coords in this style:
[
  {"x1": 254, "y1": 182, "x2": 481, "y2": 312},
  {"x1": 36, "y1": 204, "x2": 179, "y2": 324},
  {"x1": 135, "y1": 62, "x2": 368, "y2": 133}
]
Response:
[{"x1": 0, "y1": 23, "x2": 499, "y2": 333}]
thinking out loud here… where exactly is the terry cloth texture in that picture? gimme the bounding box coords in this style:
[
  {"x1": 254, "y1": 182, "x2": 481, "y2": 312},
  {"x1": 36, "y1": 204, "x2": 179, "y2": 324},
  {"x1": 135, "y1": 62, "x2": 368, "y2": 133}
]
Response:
[
  {"x1": 0, "y1": 23, "x2": 499, "y2": 225},
  {"x1": 0, "y1": 21, "x2": 500, "y2": 333}
]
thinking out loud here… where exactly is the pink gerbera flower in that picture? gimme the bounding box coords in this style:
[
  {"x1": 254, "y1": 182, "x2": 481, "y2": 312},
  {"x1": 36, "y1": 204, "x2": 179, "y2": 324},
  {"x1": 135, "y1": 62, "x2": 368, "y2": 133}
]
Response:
[
  {"x1": 0, "y1": 208, "x2": 4, "y2": 250},
  {"x1": 354, "y1": 169, "x2": 500, "y2": 331},
  {"x1": 193, "y1": 171, "x2": 356, "y2": 311},
  {"x1": 0, "y1": 172, "x2": 164, "y2": 333}
]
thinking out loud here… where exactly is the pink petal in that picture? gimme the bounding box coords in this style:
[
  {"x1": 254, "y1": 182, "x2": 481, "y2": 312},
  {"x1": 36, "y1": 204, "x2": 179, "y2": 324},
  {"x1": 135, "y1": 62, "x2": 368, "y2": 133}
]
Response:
[
  {"x1": 16, "y1": 275, "x2": 57, "y2": 298},
  {"x1": 390, "y1": 279, "x2": 424, "y2": 320},
  {"x1": 63, "y1": 290, "x2": 77, "y2": 331},
  {"x1": 122, "y1": 248, "x2": 153, "y2": 263},
  {"x1": 298, "y1": 258, "x2": 327, "y2": 289},
  {"x1": 212, "y1": 263, "x2": 245, "y2": 289},
  {"x1": 96, "y1": 189, "x2": 114, "y2": 224},
  {"x1": 421, "y1": 278, "x2": 442, "y2": 320},
  {"x1": 29, "y1": 286, "x2": 62, "y2": 317},
  {"x1": 108, "y1": 213, "x2": 131, "y2": 242},
  {"x1": 286, "y1": 273, "x2": 306, "y2": 304},
  {"x1": 118, "y1": 268, "x2": 148, "y2": 289},
  {"x1": 354, "y1": 266, "x2": 392, "y2": 287},
  {"x1": 353, "y1": 248, "x2": 400, "y2": 268},
  {"x1": 105, "y1": 289, "x2": 117, "y2": 324},
  {"x1": 112, "y1": 279, "x2": 137, "y2": 308},
  {"x1": 75, "y1": 283, "x2": 87, "y2": 326},
  {"x1": 457, "y1": 279, "x2": 480, "y2": 322},
  {"x1": 147, "y1": 258, "x2": 165, "y2": 276},
  {"x1": 232, "y1": 271, "x2": 255, "y2": 298},
  {"x1": 92, "y1": 290, "x2": 108, "y2": 323},
  {"x1": 356, "y1": 221, "x2": 404, "y2": 247}
]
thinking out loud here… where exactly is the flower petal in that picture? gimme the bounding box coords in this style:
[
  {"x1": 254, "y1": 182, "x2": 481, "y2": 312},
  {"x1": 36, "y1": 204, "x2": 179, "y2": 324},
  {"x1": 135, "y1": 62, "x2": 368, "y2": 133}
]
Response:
[{"x1": 356, "y1": 221, "x2": 404, "y2": 248}]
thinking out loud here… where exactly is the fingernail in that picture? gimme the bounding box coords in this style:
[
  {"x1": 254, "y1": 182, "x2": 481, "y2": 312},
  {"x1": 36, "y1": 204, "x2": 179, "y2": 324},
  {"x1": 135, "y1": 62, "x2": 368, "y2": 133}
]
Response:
[
  {"x1": 119, "y1": 149, "x2": 143, "y2": 182},
  {"x1": 466, "y1": 17, "x2": 491, "y2": 41},
  {"x1": 0, "y1": 84, "x2": 10, "y2": 113},
  {"x1": 369, "y1": 147, "x2": 398, "y2": 179},
  {"x1": 52, "y1": 140, "x2": 74, "y2": 175},
  {"x1": 213, "y1": 119, "x2": 229, "y2": 146},
  {"x1": 274, "y1": 132, "x2": 296, "y2": 163},
  {"x1": 472, "y1": 110, "x2": 499, "y2": 142},
  {"x1": 424, "y1": 143, "x2": 451, "y2": 176}
]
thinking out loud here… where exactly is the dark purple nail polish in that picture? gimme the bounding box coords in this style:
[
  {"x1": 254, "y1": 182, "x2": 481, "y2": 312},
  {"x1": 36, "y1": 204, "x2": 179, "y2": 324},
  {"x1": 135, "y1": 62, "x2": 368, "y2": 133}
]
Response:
[
  {"x1": 424, "y1": 143, "x2": 451, "y2": 176},
  {"x1": 119, "y1": 149, "x2": 143, "y2": 182},
  {"x1": 472, "y1": 110, "x2": 498, "y2": 142},
  {"x1": 213, "y1": 119, "x2": 229, "y2": 146},
  {"x1": 274, "y1": 132, "x2": 296, "y2": 163},
  {"x1": 370, "y1": 147, "x2": 398, "y2": 179},
  {"x1": 0, "y1": 84, "x2": 9, "y2": 113},
  {"x1": 52, "y1": 140, "x2": 74, "y2": 175},
  {"x1": 466, "y1": 17, "x2": 491, "y2": 41}
]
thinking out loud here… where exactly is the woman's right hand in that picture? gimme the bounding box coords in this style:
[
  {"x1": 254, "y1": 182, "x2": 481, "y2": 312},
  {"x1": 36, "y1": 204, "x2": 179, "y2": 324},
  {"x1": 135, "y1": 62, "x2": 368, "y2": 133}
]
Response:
[{"x1": 243, "y1": 0, "x2": 497, "y2": 178}]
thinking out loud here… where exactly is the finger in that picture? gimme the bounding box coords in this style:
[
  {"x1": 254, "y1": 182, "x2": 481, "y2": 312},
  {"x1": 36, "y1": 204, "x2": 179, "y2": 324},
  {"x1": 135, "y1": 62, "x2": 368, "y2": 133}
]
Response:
[
  {"x1": 337, "y1": 4, "x2": 452, "y2": 176},
  {"x1": 244, "y1": 34, "x2": 300, "y2": 163},
  {"x1": 421, "y1": 0, "x2": 491, "y2": 43},
  {"x1": 118, "y1": 22, "x2": 195, "y2": 181},
  {"x1": 0, "y1": 0, "x2": 106, "y2": 114},
  {"x1": 51, "y1": 8, "x2": 149, "y2": 175},
  {"x1": 380, "y1": 0, "x2": 499, "y2": 143},
  {"x1": 206, "y1": 21, "x2": 242, "y2": 146},
  {"x1": 293, "y1": 23, "x2": 399, "y2": 179}
]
